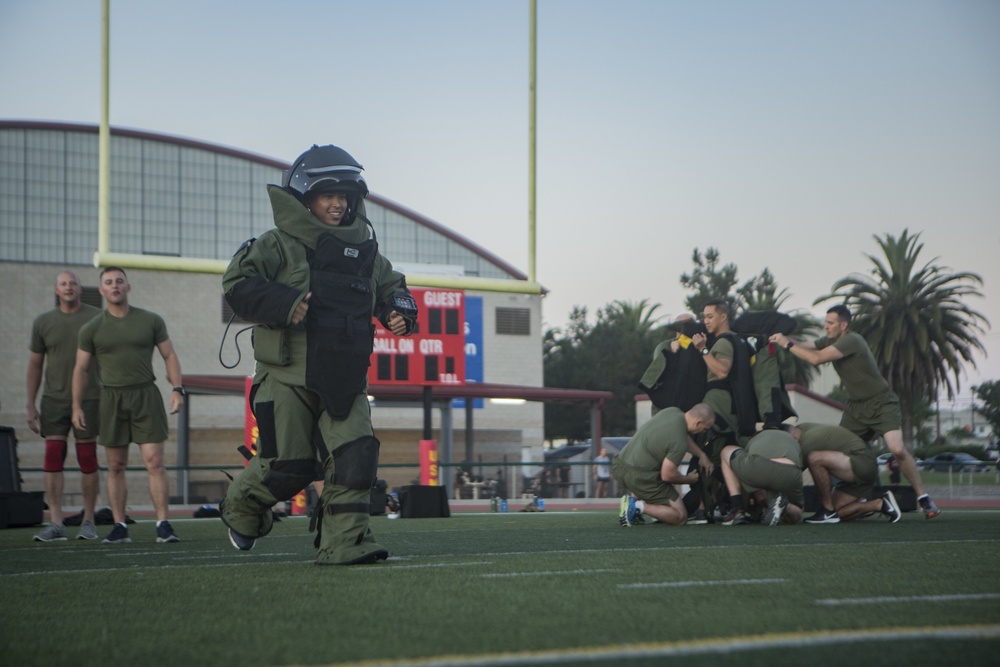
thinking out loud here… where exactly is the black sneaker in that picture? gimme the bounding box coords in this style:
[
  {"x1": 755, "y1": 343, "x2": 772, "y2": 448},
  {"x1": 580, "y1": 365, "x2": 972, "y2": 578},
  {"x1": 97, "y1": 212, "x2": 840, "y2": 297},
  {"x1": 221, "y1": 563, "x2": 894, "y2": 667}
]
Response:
[
  {"x1": 228, "y1": 528, "x2": 256, "y2": 551},
  {"x1": 881, "y1": 490, "x2": 902, "y2": 524},
  {"x1": 156, "y1": 520, "x2": 180, "y2": 543},
  {"x1": 722, "y1": 508, "x2": 750, "y2": 526},
  {"x1": 102, "y1": 523, "x2": 132, "y2": 544},
  {"x1": 762, "y1": 493, "x2": 788, "y2": 527},
  {"x1": 804, "y1": 508, "x2": 840, "y2": 524},
  {"x1": 687, "y1": 509, "x2": 709, "y2": 525}
]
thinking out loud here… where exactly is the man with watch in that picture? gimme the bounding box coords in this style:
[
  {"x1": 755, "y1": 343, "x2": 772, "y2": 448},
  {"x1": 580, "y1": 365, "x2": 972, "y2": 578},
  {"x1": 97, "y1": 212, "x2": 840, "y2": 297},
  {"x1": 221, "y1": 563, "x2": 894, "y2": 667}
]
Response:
[
  {"x1": 691, "y1": 299, "x2": 740, "y2": 445},
  {"x1": 72, "y1": 266, "x2": 186, "y2": 543},
  {"x1": 768, "y1": 304, "x2": 940, "y2": 519}
]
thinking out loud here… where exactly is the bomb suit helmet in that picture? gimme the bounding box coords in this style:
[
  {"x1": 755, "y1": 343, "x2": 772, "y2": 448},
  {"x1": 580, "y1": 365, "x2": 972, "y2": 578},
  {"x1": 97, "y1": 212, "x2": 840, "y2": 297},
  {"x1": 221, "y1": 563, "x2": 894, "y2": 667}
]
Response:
[{"x1": 283, "y1": 144, "x2": 369, "y2": 224}]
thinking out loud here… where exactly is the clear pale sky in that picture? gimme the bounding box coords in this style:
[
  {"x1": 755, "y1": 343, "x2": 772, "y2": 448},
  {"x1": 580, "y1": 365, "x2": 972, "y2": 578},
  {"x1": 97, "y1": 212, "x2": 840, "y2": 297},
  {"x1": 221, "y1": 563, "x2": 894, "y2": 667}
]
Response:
[{"x1": 2, "y1": 0, "x2": 998, "y2": 406}]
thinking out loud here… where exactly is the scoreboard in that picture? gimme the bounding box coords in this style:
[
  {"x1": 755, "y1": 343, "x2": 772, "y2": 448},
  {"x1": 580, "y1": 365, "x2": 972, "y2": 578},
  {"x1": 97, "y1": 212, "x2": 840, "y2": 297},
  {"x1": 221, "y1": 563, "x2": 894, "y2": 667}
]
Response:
[{"x1": 368, "y1": 288, "x2": 466, "y2": 386}]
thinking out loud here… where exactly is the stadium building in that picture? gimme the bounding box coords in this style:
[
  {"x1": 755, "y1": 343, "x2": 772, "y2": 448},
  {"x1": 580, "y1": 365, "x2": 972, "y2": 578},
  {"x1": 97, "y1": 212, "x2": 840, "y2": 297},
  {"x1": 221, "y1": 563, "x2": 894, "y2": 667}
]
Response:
[{"x1": 0, "y1": 120, "x2": 610, "y2": 505}]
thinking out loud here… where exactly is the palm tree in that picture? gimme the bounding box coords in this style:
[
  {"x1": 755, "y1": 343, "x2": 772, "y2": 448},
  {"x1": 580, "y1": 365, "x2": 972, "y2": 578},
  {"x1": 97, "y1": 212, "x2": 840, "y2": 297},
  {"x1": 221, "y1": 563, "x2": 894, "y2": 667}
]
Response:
[{"x1": 816, "y1": 229, "x2": 989, "y2": 446}]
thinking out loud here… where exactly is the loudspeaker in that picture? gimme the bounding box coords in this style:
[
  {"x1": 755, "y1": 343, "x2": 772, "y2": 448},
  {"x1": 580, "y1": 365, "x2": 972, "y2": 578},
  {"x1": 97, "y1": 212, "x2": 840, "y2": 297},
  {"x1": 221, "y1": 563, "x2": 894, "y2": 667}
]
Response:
[
  {"x1": 803, "y1": 485, "x2": 819, "y2": 512},
  {"x1": 0, "y1": 491, "x2": 44, "y2": 529},
  {"x1": 370, "y1": 479, "x2": 388, "y2": 515},
  {"x1": 399, "y1": 485, "x2": 450, "y2": 518},
  {"x1": 0, "y1": 426, "x2": 22, "y2": 493},
  {"x1": 889, "y1": 485, "x2": 917, "y2": 512},
  {"x1": 370, "y1": 491, "x2": 388, "y2": 515}
]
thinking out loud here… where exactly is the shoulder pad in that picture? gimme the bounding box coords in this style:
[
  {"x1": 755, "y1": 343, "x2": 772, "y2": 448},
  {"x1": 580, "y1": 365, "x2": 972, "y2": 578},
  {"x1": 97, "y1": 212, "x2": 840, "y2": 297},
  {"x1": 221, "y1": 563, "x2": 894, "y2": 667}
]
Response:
[{"x1": 233, "y1": 237, "x2": 256, "y2": 257}]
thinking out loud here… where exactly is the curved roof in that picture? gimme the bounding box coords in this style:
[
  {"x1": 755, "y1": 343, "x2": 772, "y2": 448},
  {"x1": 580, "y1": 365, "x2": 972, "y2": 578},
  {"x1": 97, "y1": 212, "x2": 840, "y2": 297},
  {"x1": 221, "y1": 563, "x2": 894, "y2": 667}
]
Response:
[{"x1": 0, "y1": 119, "x2": 528, "y2": 281}]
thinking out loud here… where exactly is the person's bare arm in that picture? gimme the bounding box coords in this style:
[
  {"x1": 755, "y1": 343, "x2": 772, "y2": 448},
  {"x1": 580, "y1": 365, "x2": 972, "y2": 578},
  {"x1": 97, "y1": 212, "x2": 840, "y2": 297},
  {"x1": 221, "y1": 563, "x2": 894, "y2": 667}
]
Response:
[
  {"x1": 661, "y1": 457, "x2": 698, "y2": 485},
  {"x1": 769, "y1": 334, "x2": 842, "y2": 366},
  {"x1": 71, "y1": 349, "x2": 93, "y2": 430},
  {"x1": 157, "y1": 339, "x2": 184, "y2": 415},
  {"x1": 25, "y1": 351, "x2": 44, "y2": 433}
]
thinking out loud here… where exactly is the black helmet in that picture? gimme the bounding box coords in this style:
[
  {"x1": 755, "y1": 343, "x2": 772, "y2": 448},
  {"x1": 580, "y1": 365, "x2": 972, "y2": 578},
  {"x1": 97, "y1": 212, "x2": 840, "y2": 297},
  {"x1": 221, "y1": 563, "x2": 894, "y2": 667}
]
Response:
[{"x1": 282, "y1": 144, "x2": 370, "y2": 202}]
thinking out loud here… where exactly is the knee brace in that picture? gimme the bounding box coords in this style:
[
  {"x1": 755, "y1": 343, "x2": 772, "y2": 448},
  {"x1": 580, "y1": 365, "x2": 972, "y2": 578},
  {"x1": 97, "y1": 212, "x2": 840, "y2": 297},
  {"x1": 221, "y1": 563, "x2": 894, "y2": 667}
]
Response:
[
  {"x1": 76, "y1": 442, "x2": 99, "y2": 474},
  {"x1": 331, "y1": 436, "x2": 380, "y2": 490},
  {"x1": 43, "y1": 440, "x2": 68, "y2": 473},
  {"x1": 261, "y1": 459, "x2": 316, "y2": 502}
]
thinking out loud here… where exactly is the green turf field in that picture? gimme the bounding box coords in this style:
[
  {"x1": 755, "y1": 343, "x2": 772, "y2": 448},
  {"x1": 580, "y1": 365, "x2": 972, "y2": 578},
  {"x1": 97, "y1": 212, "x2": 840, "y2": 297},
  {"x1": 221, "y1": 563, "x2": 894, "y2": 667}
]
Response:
[{"x1": 1, "y1": 508, "x2": 998, "y2": 667}]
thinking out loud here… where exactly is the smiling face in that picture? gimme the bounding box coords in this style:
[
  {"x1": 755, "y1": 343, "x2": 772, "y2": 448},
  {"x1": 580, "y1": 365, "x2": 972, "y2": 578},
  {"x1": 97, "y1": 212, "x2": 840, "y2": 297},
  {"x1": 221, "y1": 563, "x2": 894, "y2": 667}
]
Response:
[{"x1": 307, "y1": 192, "x2": 350, "y2": 226}]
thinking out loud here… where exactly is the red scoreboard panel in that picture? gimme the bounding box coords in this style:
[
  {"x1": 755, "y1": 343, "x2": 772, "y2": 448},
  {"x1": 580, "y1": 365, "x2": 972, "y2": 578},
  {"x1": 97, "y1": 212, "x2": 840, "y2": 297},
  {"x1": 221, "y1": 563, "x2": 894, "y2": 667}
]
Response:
[{"x1": 369, "y1": 288, "x2": 466, "y2": 386}]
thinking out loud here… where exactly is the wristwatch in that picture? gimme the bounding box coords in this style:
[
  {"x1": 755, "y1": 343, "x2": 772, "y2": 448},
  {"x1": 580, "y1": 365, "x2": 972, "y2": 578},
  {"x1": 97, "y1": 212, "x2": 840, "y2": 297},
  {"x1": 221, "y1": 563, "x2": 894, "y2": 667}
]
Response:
[
  {"x1": 785, "y1": 341, "x2": 794, "y2": 350},
  {"x1": 701, "y1": 348, "x2": 709, "y2": 356},
  {"x1": 172, "y1": 386, "x2": 187, "y2": 397}
]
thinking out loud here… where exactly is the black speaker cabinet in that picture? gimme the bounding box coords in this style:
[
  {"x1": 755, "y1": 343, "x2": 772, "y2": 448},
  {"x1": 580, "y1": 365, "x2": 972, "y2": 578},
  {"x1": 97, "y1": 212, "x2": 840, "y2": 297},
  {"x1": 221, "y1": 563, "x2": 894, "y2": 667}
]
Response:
[
  {"x1": 0, "y1": 426, "x2": 22, "y2": 494},
  {"x1": 0, "y1": 491, "x2": 44, "y2": 529},
  {"x1": 399, "y1": 485, "x2": 450, "y2": 518}
]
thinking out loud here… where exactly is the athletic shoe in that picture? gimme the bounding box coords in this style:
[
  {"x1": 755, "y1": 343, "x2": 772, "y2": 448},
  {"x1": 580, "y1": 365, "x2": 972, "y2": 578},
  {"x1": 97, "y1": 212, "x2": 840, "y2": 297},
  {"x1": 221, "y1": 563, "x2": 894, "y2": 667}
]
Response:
[
  {"x1": 33, "y1": 524, "x2": 67, "y2": 542},
  {"x1": 618, "y1": 494, "x2": 629, "y2": 522},
  {"x1": 721, "y1": 508, "x2": 750, "y2": 526},
  {"x1": 804, "y1": 508, "x2": 841, "y2": 524},
  {"x1": 687, "y1": 509, "x2": 709, "y2": 525},
  {"x1": 881, "y1": 490, "x2": 901, "y2": 524},
  {"x1": 919, "y1": 495, "x2": 941, "y2": 520},
  {"x1": 623, "y1": 496, "x2": 640, "y2": 527},
  {"x1": 632, "y1": 510, "x2": 646, "y2": 525},
  {"x1": 762, "y1": 493, "x2": 788, "y2": 527},
  {"x1": 228, "y1": 528, "x2": 256, "y2": 551},
  {"x1": 76, "y1": 520, "x2": 99, "y2": 540},
  {"x1": 155, "y1": 520, "x2": 180, "y2": 543},
  {"x1": 102, "y1": 523, "x2": 132, "y2": 544}
]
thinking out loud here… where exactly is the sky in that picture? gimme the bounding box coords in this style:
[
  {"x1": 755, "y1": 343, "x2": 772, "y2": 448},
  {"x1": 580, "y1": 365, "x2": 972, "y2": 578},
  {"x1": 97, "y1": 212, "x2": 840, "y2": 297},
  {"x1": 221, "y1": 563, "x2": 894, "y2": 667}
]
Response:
[{"x1": 2, "y1": 0, "x2": 998, "y2": 407}]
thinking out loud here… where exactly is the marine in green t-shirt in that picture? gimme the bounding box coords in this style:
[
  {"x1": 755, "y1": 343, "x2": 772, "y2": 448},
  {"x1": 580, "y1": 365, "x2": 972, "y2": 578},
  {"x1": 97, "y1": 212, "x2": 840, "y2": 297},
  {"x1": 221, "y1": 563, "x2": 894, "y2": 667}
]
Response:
[
  {"x1": 767, "y1": 304, "x2": 940, "y2": 519},
  {"x1": 787, "y1": 422, "x2": 900, "y2": 525},
  {"x1": 71, "y1": 266, "x2": 186, "y2": 544},
  {"x1": 26, "y1": 270, "x2": 102, "y2": 541},
  {"x1": 612, "y1": 404, "x2": 715, "y2": 526}
]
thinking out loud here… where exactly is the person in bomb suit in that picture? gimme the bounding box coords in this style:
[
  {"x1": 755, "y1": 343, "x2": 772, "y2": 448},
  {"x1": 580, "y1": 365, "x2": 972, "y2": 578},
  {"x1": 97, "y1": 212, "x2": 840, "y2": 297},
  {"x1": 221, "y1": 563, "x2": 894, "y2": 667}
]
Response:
[{"x1": 219, "y1": 144, "x2": 417, "y2": 565}]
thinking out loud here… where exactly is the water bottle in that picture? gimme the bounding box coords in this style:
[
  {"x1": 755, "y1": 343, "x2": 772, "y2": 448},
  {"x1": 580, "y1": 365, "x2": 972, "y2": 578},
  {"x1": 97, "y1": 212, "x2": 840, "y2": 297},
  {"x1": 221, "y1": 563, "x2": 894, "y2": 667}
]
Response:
[
  {"x1": 490, "y1": 496, "x2": 498, "y2": 512},
  {"x1": 536, "y1": 496, "x2": 545, "y2": 511},
  {"x1": 500, "y1": 499, "x2": 508, "y2": 512}
]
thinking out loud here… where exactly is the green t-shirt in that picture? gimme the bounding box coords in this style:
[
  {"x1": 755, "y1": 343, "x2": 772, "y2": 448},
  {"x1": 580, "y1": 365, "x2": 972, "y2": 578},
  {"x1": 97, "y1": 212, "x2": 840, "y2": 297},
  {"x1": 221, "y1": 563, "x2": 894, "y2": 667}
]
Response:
[
  {"x1": 814, "y1": 331, "x2": 888, "y2": 401},
  {"x1": 617, "y1": 407, "x2": 689, "y2": 472},
  {"x1": 746, "y1": 429, "x2": 802, "y2": 468},
  {"x1": 29, "y1": 305, "x2": 102, "y2": 402},
  {"x1": 795, "y1": 423, "x2": 868, "y2": 460},
  {"x1": 706, "y1": 335, "x2": 733, "y2": 382},
  {"x1": 78, "y1": 307, "x2": 169, "y2": 388}
]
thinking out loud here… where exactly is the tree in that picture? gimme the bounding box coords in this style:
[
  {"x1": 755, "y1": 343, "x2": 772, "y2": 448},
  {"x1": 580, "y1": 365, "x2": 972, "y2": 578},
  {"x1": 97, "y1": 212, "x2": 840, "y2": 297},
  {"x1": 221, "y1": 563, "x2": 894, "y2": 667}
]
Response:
[
  {"x1": 680, "y1": 247, "x2": 739, "y2": 315},
  {"x1": 972, "y1": 381, "x2": 1000, "y2": 439},
  {"x1": 816, "y1": 229, "x2": 989, "y2": 448},
  {"x1": 543, "y1": 300, "x2": 664, "y2": 440}
]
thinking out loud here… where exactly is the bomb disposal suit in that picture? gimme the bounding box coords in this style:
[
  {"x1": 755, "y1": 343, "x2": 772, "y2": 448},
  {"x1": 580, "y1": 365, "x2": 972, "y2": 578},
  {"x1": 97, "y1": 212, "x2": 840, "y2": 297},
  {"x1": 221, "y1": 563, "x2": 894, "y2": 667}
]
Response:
[{"x1": 220, "y1": 145, "x2": 416, "y2": 565}]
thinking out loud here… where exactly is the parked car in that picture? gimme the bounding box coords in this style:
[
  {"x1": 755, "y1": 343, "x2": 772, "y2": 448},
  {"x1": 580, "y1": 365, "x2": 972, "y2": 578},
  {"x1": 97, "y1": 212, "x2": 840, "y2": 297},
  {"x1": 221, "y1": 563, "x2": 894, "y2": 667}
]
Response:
[
  {"x1": 876, "y1": 452, "x2": 923, "y2": 468},
  {"x1": 920, "y1": 452, "x2": 987, "y2": 472}
]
